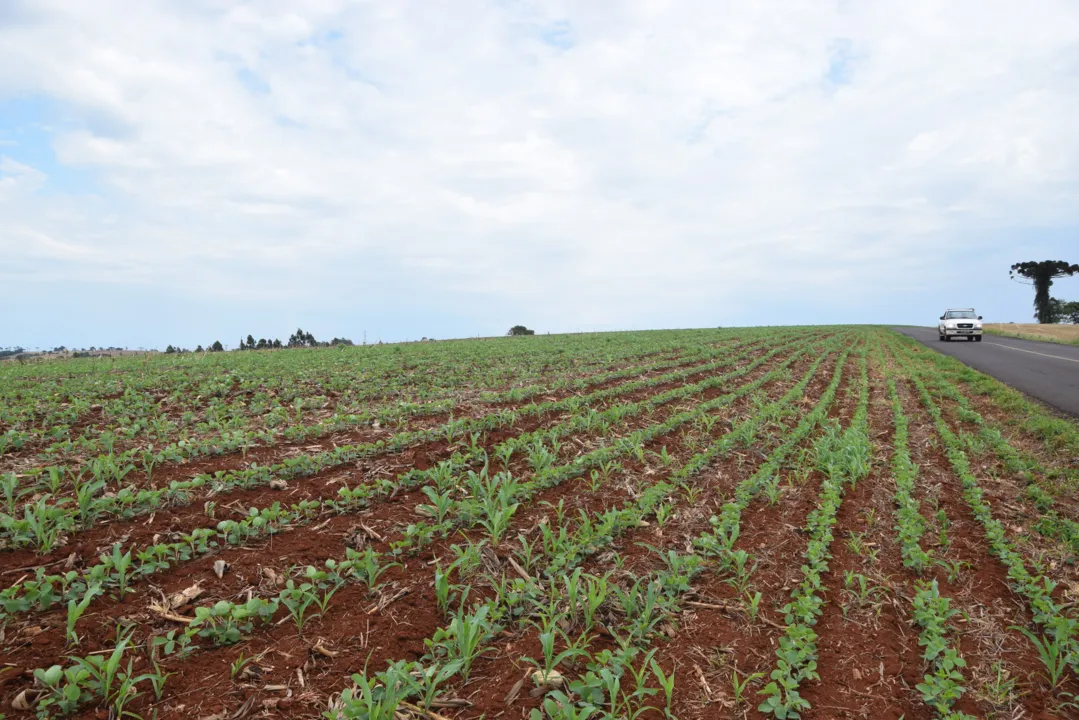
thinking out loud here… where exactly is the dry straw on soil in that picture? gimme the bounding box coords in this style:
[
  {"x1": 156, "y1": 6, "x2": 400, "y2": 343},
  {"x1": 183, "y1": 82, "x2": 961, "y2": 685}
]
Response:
[{"x1": 984, "y1": 323, "x2": 1079, "y2": 344}]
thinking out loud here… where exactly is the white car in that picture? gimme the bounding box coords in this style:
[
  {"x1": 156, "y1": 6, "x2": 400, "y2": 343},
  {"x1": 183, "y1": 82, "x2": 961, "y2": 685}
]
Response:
[{"x1": 938, "y1": 308, "x2": 983, "y2": 342}]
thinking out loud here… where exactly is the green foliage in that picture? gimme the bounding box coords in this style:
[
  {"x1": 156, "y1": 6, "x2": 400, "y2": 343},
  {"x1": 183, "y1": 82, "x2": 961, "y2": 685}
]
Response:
[
  {"x1": 1009, "y1": 260, "x2": 1079, "y2": 323},
  {"x1": 35, "y1": 628, "x2": 168, "y2": 719},
  {"x1": 425, "y1": 604, "x2": 496, "y2": 681},
  {"x1": 508, "y1": 325, "x2": 536, "y2": 336}
]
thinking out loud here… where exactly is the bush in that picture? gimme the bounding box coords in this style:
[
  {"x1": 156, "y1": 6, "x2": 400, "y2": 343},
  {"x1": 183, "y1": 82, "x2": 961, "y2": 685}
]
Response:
[{"x1": 508, "y1": 325, "x2": 535, "y2": 336}]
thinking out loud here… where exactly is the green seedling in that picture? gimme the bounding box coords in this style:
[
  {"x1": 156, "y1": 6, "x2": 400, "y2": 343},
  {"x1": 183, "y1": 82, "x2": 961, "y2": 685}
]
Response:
[
  {"x1": 426, "y1": 604, "x2": 494, "y2": 681},
  {"x1": 732, "y1": 666, "x2": 764, "y2": 706},
  {"x1": 65, "y1": 627, "x2": 163, "y2": 718},
  {"x1": 650, "y1": 658, "x2": 676, "y2": 718},
  {"x1": 103, "y1": 545, "x2": 134, "y2": 599},
  {"x1": 1011, "y1": 625, "x2": 1069, "y2": 689},
  {"x1": 977, "y1": 660, "x2": 1016, "y2": 707},
  {"x1": 65, "y1": 583, "x2": 101, "y2": 647},
  {"x1": 522, "y1": 627, "x2": 588, "y2": 687},
  {"x1": 230, "y1": 651, "x2": 257, "y2": 679},
  {"x1": 418, "y1": 485, "x2": 455, "y2": 524},
  {"x1": 742, "y1": 591, "x2": 763, "y2": 623},
  {"x1": 344, "y1": 547, "x2": 401, "y2": 591},
  {"x1": 332, "y1": 665, "x2": 409, "y2": 720},
  {"x1": 413, "y1": 660, "x2": 464, "y2": 710},
  {"x1": 654, "y1": 502, "x2": 673, "y2": 527},
  {"x1": 649, "y1": 446, "x2": 673, "y2": 466},
  {"x1": 280, "y1": 580, "x2": 320, "y2": 637},
  {"x1": 935, "y1": 558, "x2": 968, "y2": 584}
]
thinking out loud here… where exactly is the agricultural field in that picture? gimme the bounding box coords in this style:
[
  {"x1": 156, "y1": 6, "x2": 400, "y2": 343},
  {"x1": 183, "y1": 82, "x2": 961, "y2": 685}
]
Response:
[
  {"x1": 2, "y1": 327, "x2": 1079, "y2": 720},
  {"x1": 983, "y1": 324, "x2": 1079, "y2": 346}
]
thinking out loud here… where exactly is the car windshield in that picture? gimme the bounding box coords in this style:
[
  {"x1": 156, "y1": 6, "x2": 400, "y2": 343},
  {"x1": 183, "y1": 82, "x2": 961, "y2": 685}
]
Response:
[{"x1": 945, "y1": 311, "x2": 977, "y2": 319}]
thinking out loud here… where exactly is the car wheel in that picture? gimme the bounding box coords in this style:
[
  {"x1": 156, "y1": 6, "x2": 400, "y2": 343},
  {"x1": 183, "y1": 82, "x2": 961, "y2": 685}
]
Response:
[
  {"x1": 938, "y1": 334, "x2": 944, "y2": 341},
  {"x1": 975, "y1": 336, "x2": 982, "y2": 342},
  {"x1": 944, "y1": 335, "x2": 950, "y2": 341}
]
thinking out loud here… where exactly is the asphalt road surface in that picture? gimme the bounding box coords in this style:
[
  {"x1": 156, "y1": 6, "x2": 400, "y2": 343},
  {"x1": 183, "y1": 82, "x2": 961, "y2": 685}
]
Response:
[{"x1": 893, "y1": 327, "x2": 1079, "y2": 418}]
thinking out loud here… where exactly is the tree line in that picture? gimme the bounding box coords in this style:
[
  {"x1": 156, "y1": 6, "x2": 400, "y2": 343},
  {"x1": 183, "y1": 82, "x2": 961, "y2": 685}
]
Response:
[{"x1": 163, "y1": 328, "x2": 354, "y2": 354}]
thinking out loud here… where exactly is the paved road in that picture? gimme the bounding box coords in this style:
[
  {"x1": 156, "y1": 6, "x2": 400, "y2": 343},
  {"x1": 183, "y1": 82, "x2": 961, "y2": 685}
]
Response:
[{"x1": 893, "y1": 327, "x2": 1079, "y2": 418}]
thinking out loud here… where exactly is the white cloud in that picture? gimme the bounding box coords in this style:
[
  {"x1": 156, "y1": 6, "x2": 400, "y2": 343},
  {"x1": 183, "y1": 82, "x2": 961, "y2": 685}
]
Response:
[
  {"x1": 0, "y1": 155, "x2": 46, "y2": 196},
  {"x1": 2, "y1": 0, "x2": 1079, "y2": 334}
]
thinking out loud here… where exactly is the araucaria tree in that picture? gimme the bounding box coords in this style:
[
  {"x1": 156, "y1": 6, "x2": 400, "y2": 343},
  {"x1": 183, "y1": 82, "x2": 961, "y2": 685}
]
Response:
[{"x1": 1010, "y1": 260, "x2": 1079, "y2": 323}]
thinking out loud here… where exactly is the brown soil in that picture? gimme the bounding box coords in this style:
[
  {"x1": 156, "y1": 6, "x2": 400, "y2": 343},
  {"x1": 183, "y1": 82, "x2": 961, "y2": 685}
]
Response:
[
  {"x1": 890, "y1": 365, "x2": 1076, "y2": 717},
  {"x1": 1, "y1": 344, "x2": 753, "y2": 471},
  {"x1": 6, "y1": 332, "x2": 1074, "y2": 720},
  {"x1": 1, "y1": 348, "x2": 814, "y2": 720},
  {"x1": 0, "y1": 345, "x2": 784, "y2": 577}
]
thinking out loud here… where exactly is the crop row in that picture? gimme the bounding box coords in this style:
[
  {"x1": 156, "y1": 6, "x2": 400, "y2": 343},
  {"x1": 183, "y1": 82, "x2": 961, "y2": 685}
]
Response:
[
  {"x1": 12, "y1": 337, "x2": 852, "y2": 718},
  {"x1": 318, "y1": 339, "x2": 852, "y2": 720},
  {"x1": 894, "y1": 351, "x2": 1079, "y2": 691},
  {"x1": 0, "y1": 333, "x2": 804, "y2": 553},
  {"x1": 1, "y1": 331, "x2": 750, "y2": 463},
  {"x1": 0, "y1": 335, "x2": 833, "y2": 631},
  {"x1": 1, "y1": 332, "x2": 775, "y2": 493}
]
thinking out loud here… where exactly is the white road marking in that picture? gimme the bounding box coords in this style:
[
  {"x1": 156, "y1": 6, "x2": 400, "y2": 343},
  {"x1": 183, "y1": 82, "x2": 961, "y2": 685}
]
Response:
[{"x1": 985, "y1": 340, "x2": 1079, "y2": 364}]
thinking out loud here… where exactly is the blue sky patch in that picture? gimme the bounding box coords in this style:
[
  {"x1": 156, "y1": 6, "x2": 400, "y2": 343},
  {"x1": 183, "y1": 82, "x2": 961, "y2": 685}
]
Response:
[
  {"x1": 540, "y1": 20, "x2": 574, "y2": 49},
  {"x1": 0, "y1": 95, "x2": 101, "y2": 195},
  {"x1": 235, "y1": 67, "x2": 271, "y2": 95},
  {"x1": 825, "y1": 38, "x2": 856, "y2": 86}
]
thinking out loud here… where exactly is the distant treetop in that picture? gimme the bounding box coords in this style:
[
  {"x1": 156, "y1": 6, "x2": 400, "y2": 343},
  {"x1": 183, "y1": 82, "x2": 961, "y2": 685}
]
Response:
[
  {"x1": 1010, "y1": 260, "x2": 1079, "y2": 323},
  {"x1": 508, "y1": 325, "x2": 536, "y2": 336}
]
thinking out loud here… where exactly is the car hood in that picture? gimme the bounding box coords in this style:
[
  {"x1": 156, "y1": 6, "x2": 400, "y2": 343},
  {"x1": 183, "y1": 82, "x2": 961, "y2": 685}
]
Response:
[{"x1": 942, "y1": 318, "x2": 981, "y2": 325}]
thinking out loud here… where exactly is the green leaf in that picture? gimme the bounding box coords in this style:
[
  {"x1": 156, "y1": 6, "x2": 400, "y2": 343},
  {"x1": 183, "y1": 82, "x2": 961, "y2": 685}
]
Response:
[{"x1": 64, "y1": 682, "x2": 82, "y2": 701}]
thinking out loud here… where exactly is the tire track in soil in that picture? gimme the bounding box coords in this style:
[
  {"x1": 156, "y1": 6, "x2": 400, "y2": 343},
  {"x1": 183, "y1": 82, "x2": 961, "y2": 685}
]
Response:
[
  {"x1": 0, "y1": 351, "x2": 808, "y2": 716},
  {"x1": 0, "y1": 343, "x2": 786, "y2": 575},
  {"x1": 797, "y1": 363, "x2": 928, "y2": 719},
  {"x1": 894, "y1": 372, "x2": 1074, "y2": 718}
]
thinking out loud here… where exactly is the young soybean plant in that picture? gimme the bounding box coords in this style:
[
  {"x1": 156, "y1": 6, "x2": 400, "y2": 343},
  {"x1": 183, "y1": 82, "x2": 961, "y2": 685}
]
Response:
[
  {"x1": 280, "y1": 580, "x2": 321, "y2": 637},
  {"x1": 41, "y1": 627, "x2": 169, "y2": 719},
  {"x1": 343, "y1": 547, "x2": 401, "y2": 592}
]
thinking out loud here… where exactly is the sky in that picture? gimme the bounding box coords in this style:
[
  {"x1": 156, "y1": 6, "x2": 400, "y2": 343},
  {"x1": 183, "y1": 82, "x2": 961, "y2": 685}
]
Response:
[{"x1": 2, "y1": 0, "x2": 1079, "y2": 350}]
